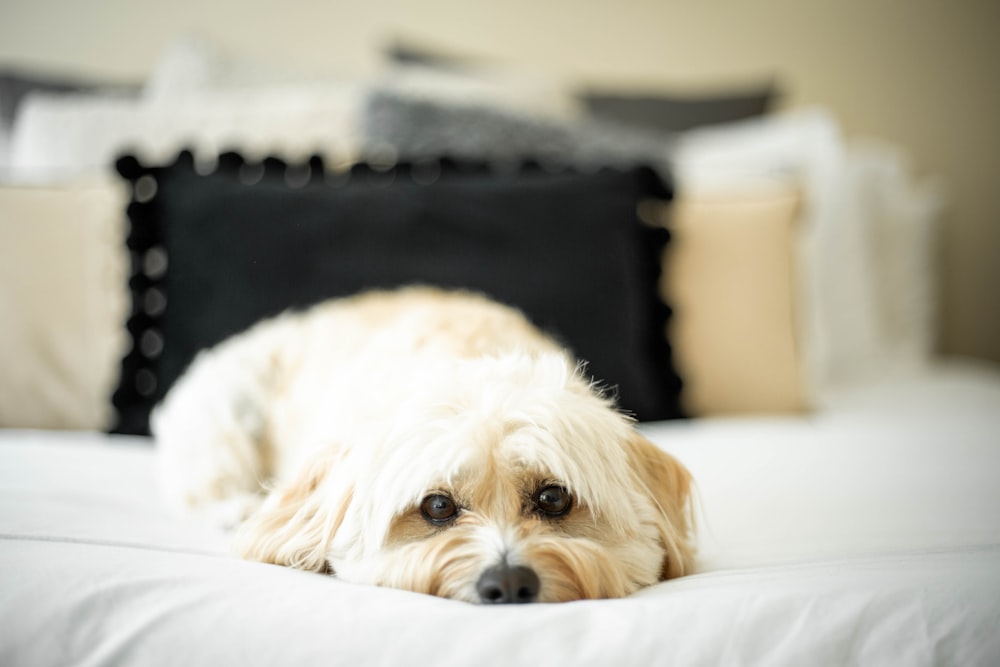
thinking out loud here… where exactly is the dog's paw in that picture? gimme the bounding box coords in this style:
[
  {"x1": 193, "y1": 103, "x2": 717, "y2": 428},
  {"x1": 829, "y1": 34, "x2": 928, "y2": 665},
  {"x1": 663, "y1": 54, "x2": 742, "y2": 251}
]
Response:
[{"x1": 197, "y1": 492, "x2": 265, "y2": 531}]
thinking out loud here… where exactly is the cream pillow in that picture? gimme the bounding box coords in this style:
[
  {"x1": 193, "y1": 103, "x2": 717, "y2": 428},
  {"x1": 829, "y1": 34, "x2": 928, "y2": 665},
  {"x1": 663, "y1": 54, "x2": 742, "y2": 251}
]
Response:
[
  {"x1": 0, "y1": 180, "x2": 129, "y2": 429},
  {"x1": 664, "y1": 182, "x2": 807, "y2": 415}
]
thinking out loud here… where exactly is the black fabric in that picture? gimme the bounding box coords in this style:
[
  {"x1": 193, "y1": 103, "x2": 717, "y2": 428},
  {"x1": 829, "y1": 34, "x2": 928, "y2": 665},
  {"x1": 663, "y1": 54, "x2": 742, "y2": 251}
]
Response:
[
  {"x1": 381, "y1": 40, "x2": 776, "y2": 133},
  {"x1": 579, "y1": 88, "x2": 778, "y2": 133},
  {"x1": 112, "y1": 152, "x2": 684, "y2": 435},
  {"x1": 384, "y1": 40, "x2": 484, "y2": 72}
]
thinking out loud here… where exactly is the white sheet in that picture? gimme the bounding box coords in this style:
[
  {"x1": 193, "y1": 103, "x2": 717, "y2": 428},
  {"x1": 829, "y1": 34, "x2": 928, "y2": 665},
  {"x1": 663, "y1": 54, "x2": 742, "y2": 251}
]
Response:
[
  {"x1": 649, "y1": 361, "x2": 1000, "y2": 572},
  {"x1": 2, "y1": 362, "x2": 999, "y2": 666}
]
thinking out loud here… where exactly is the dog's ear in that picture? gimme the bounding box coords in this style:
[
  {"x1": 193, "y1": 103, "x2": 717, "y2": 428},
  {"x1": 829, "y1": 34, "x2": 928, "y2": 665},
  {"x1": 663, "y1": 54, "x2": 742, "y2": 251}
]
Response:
[
  {"x1": 623, "y1": 433, "x2": 696, "y2": 580},
  {"x1": 234, "y1": 450, "x2": 353, "y2": 573}
]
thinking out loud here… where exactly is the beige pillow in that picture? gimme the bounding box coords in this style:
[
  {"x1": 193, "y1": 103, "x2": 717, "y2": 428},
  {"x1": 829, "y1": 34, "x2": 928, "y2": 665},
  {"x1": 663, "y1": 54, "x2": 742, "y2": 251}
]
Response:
[
  {"x1": 0, "y1": 179, "x2": 129, "y2": 429},
  {"x1": 663, "y1": 183, "x2": 808, "y2": 416}
]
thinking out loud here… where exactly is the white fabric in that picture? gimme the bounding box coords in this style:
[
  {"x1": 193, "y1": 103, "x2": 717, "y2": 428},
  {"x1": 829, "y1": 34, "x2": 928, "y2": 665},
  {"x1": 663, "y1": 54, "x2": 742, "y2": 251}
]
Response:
[
  {"x1": 142, "y1": 33, "x2": 328, "y2": 103},
  {"x1": 8, "y1": 35, "x2": 576, "y2": 181},
  {"x1": 647, "y1": 361, "x2": 1000, "y2": 572},
  {"x1": 672, "y1": 110, "x2": 944, "y2": 396},
  {"x1": 842, "y1": 139, "x2": 944, "y2": 368},
  {"x1": 2, "y1": 362, "x2": 999, "y2": 665},
  {"x1": 8, "y1": 84, "x2": 364, "y2": 180},
  {"x1": 142, "y1": 33, "x2": 573, "y2": 112},
  {"x1": 5, "y1": 35, "x2": 365, "y2": 180}
]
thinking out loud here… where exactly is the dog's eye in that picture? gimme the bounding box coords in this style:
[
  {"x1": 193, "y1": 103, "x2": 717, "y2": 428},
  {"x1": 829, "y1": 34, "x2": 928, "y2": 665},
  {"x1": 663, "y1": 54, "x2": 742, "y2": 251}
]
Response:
[
  {"x1": 534, "y1": 485, "x2": 572, "y2": 517},
  {"x1": 420, "y1": 494, "x2": 459, "y2": 524}
]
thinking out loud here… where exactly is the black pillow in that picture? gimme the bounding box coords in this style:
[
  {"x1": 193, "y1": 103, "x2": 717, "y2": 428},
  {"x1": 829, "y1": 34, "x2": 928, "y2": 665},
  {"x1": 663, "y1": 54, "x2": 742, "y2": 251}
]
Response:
[
  {"x1": 381, "y1": 40, "x2": 776, "y2": 133},
  {"x1": 112, "y1": 152, "x2": 684, "y2": 435},
  {"x1": 578, "y1": 87, "x2": 779, "y2": 133},
  {"x1": 384, "y1": 40, "x2": 483, "y2": 73}
]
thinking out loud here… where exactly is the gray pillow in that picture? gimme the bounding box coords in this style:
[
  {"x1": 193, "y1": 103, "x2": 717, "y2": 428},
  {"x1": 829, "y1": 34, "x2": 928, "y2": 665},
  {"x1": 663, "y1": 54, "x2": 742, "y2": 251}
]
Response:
[{"x1": 362, "y1": 89, "x2": 673, "y2": 174}]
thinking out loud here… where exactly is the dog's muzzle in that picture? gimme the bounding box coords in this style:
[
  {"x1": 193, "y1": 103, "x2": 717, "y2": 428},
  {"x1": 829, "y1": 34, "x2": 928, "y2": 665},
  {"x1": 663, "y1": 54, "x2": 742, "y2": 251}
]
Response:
[{"x1": 476, "y1": 563, "x2": 540, "y2": 604}]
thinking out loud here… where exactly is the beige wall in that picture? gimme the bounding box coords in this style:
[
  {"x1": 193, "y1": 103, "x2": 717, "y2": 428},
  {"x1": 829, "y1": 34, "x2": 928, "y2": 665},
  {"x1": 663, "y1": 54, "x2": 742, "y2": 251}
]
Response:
[{"x1": 2, "y1": 0, "x2": 997, "y2": 364}]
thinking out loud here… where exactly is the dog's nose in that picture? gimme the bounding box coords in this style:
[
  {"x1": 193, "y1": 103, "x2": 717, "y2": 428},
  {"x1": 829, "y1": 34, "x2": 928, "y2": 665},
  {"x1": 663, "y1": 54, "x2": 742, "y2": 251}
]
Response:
[{"x1": 476, "y1": 563, "x2": 540, "y2": 604}]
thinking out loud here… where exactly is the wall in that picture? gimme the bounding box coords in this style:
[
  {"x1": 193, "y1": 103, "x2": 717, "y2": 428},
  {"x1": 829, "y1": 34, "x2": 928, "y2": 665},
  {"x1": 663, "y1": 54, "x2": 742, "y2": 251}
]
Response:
[{"x1": 2, "y1": 0, "x2": 997, "y2": 364}]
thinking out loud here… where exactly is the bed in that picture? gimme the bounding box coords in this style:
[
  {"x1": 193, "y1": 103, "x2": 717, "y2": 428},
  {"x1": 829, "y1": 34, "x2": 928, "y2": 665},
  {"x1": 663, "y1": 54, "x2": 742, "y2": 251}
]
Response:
[
  {"x1": 2, "y1": 37, "x2": 999, "y2": 666},
  {"x1": 3, "y1": 362, "x2": 1000, "y2": 665}
]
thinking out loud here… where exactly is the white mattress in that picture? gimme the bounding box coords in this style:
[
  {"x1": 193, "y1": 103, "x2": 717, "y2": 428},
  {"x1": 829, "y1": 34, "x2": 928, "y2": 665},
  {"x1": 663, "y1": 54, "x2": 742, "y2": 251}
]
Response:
[{"x1": 2, "y1": 362, "x2": 999, "y2": 666}]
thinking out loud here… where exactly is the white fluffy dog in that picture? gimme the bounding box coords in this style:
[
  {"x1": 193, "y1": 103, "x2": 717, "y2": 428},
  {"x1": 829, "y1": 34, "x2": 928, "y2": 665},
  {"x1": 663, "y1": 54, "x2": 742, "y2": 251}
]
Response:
[{"x1": 154, "y1": 287, "x2": 695, "y2": 603}]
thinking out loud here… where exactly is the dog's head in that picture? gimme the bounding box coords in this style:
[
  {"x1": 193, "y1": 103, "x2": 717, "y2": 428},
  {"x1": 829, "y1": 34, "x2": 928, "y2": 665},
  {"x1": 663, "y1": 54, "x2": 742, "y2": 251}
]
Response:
[{"x1": 236, "y1": 352, "x2": 694, "y2": 603}]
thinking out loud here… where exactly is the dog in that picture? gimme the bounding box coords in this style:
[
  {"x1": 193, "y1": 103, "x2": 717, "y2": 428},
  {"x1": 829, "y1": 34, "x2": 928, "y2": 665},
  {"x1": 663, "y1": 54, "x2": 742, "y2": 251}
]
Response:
[{"x1": 153, "y1": 287, "x2": 695, "y2": 603}]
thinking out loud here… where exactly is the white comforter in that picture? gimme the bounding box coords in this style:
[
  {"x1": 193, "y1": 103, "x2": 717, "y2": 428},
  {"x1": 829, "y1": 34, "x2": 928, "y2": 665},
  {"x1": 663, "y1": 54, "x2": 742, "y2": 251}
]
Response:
[{"x1": 2, "y1": 363, "x2": 999, "y2": 666}]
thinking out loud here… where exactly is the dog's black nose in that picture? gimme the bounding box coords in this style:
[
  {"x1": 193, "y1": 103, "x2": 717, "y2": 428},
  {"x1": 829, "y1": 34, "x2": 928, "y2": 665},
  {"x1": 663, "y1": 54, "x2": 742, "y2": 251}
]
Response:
[{"x1": 476, "y1": 564, "x2": 540, "y2": 604}]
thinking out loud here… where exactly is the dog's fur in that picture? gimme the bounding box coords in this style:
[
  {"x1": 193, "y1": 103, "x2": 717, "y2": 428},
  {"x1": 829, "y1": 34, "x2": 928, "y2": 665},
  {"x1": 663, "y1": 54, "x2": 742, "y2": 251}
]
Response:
[{"x1": 154, "y1": 287, "x2": 695, "y2": 603}]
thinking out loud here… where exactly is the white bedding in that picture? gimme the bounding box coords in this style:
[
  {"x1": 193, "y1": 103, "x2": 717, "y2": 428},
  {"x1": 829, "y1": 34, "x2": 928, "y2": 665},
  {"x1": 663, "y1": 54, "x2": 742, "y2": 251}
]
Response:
[{"x1": 2, "y1": 362, "x2": 999, "y2": 666}]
